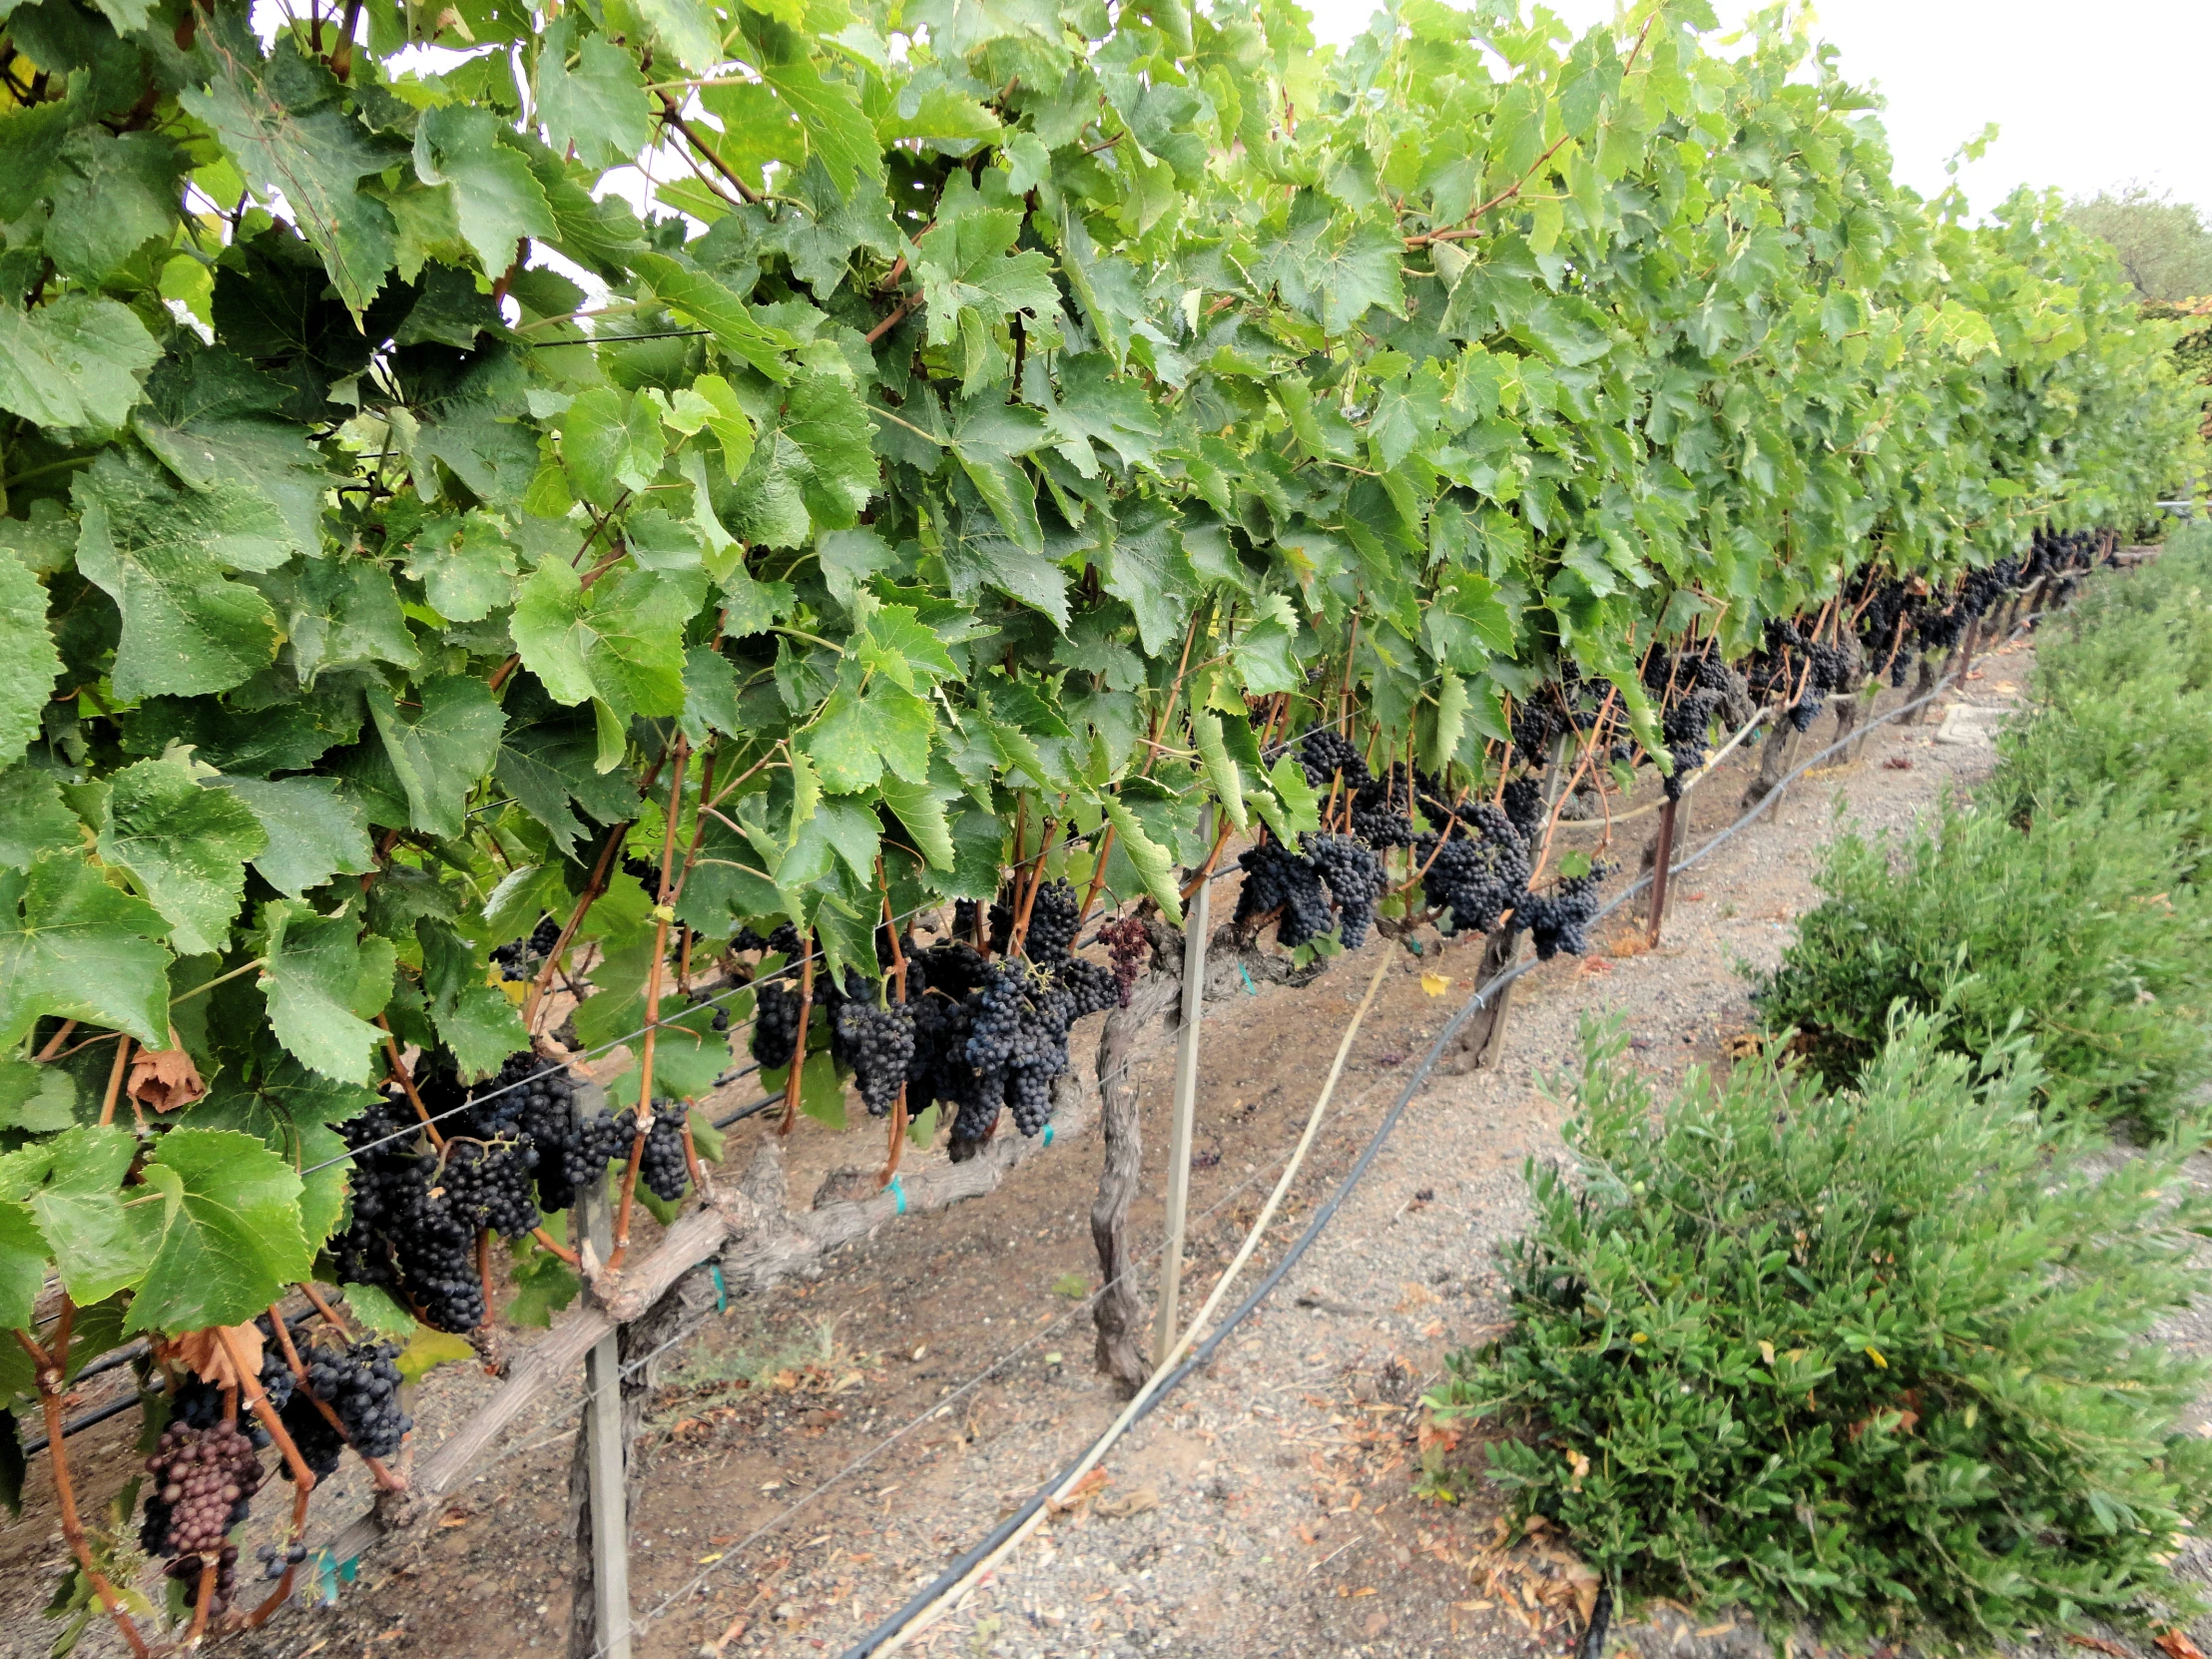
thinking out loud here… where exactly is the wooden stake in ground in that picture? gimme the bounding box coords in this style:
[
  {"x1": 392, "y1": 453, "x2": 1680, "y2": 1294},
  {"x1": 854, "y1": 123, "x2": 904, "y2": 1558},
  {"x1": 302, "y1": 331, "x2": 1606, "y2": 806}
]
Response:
[
  {"x1": 1089, "y1": 922, "x2": 1181, "y2": 1395},
  {"x1": 1152, "y1": 808, "x2": 1212, "y2": 1361},
  {"x1": 573, "y1": 1163, "x2": 632, "y2": 1659},
  {"x1": 1646, "y1": 796, "x2": 1678, "y2": 947}
]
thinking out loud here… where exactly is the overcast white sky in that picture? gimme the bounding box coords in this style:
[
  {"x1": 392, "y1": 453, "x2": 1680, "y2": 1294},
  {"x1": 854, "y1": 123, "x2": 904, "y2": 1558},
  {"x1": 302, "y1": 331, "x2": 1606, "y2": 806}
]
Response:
[{"x1": 1302, "y1": 0, "x2": 2212, "y2": 217}]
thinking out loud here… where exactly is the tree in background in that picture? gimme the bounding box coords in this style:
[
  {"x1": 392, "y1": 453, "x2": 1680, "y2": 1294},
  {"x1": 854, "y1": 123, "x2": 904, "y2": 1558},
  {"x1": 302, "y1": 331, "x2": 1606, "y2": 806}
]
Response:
[{"x1": 2065, "y1": 185, "x2": 2212, "y2": 301}]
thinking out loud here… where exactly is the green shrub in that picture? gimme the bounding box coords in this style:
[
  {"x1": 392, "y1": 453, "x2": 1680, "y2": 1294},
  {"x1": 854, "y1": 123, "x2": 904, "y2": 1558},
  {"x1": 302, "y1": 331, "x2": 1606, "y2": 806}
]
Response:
[
  {"x1": 1433, "y1": 1015, "x2": 2212, "y2": 1649},
  {"x1": 1753, "y1": 794, "x2": 2212, "y2": 1133},
  {"x1": 1991, "y1": 529, "x2": 2212, "y2": 864}
]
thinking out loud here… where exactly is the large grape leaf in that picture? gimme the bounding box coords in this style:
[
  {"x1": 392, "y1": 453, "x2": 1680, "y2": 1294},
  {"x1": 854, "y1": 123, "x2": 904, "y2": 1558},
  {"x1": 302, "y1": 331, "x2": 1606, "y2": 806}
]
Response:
[
  {"x1": 0, "y1": 1126, "x2": 145, "y2": 1308},
  {"x1": 71, "y1": 448, "x2": 289, "y2": 701},
  {"x1": 186, "y1": 1057, "x2": 376, "y2": 1252},
  {"x1": 29, "y1": 125, "x2": 187, "y2": 285},
  {"x1": 0, "y1": 855, "x2": 173, "y2": 1049},
  {"x1": 96, "y1": 758, "x2": 268, "y2": 957},
  {"x1": 0, "y1": 294, "x2": 162, "y2": 432},
  {"x1": 257, "y1": 558, "x2": 421, "y2": 686},
  {"x1": 217, "y1": 776, "x2": 375, "y2": 897},
  {"x1": 561, "y1": 386, "x2": 668, "y2": 511},
  {"x1": 132, "y1": 346, "x2": 333, "y2": 557},
  {"x1": 413, "y1": 105, "x2": 557, "y2": 276},
  {"x1": 760, "y1": 57, "x2": 880, "y2": 198},
  {"x1": 535, "y1": 17, "x2": 652, "y2": 170},
  {"x1": 0, "y1": 549, "x2": 62, "y2": 769},
  {"x1": 494, "y1": 685, "x2": 639, "y2": 858},
  {"x1": 122, "y1": 1128, "x2": 314, "y2": 1335},
  {"x1": 913, "y1": 176, "x2": 1059, "y2": 351},
  {"x1": 361, "y1": 676, "x2": 507, "y2": 839},
  {"x1": 0, "y1": 1202, "x2": 47, "y2": 1331},
  {"x1": 181, "y1": 30, "x2": 404, "y2": 313},
  {"x1": 259, "y1": 900, "x2": 396, "y2": 1084},
  {"x1": 417, "y1": 919, "x2": 527, "y2": 1080},
  {"x1": 0, "y1": 770, "x2": 81, "y2": 873},
  {"x1": 802, "y1": 670, "x2": 934, "y2": 794},
  {"x1": 511, "y1": 561, "x2": 701, "y2": 728},
  {"x1": 722, "y1": 370, "x2": 878, "y2": 546}
]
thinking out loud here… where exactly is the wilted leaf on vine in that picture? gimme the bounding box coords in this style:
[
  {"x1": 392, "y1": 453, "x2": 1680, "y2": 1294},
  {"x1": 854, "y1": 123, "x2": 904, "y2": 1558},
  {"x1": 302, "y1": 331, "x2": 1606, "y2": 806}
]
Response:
[
  {"x1": 129, "y1": 1039, "x2": 207, "y2": 1114},
  {"x1": 158, "y1": 1322, "x2": 265, "y2": 1388}
]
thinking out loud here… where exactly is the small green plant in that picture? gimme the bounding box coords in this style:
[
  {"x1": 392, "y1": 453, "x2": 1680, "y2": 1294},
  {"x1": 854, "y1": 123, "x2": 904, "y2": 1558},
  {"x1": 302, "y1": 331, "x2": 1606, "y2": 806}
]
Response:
[
  {"x1": 1753, "y1": 793, "x2": 2212, "y2": 1133},
  {"x1": 1433, "y1": 1014, "x2": 2212, "y2": 1650}
]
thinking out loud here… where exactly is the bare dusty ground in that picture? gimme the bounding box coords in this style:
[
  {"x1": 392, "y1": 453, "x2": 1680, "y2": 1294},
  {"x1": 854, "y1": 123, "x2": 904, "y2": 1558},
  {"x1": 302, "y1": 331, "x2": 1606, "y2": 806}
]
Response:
[{"x1": 20, "y1": 636, "x2": 2169, "y2": 1659}]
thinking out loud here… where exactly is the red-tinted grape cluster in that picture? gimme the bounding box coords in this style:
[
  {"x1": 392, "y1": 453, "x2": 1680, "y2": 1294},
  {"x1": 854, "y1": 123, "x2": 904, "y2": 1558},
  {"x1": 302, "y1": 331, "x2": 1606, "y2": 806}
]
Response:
[
  {"x1": 141, "y1": 1418, "x2": 263, "y2": 1614},
  {"x1": 1100, "y1": 916, "x2": 1151, "y2": 1006}
]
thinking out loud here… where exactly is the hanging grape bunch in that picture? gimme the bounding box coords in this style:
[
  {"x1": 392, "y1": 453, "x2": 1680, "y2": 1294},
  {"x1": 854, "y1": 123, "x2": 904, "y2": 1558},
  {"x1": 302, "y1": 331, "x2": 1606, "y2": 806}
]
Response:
[
  {"x1": 1100, "y1": 916, "x2": 1153, "y2": 1007},
  {"x1": 1304, "y1": 835, "x2": 1385, "y2": 948},
  {"x1": 1350, "y1": 766, "x2": 1417, "y2": 849},
  {"x1": 169, "y1": 1317, "x2": 294, "y2": 1447},
  {"x1": 751, "y1": 978, "x2": 807, "y2": 1070},
  {"x1": 1416, "y1": 803, "x2": 1533, "y2": 937},
  {"x1": 441, "y1": 1137, "x2": 542, "y2": 1241},
  {"x1": 1513, "y1": 859, "x2": 1614, "y2": 960},
  {"x1": 1019, "y1": 877, "x2": 1081, "y2": 961},
  {"x1": 141, "y1": 1418, "x2": 263, "y2": 1617},
  {"x1": 1235, "y1": 841, "x2": 1336, "y2": 946},
  {"x1": 279, "y1": 1336, "x2": 411, "y2": 1483},
  {"x1": 832, "y1": 997, "x2": 916, "y2": 1116},
  {"x1": 1298, "y1": 728, "x2": 1372, "y2": 794},
  {"x1": 605, "y1": 1107, "x2": 692, "y2": 1203}
]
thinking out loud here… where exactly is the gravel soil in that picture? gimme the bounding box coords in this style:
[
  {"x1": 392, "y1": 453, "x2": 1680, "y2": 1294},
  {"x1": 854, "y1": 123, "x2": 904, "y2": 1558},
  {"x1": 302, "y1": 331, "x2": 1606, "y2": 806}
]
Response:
[{"x1": 19, "y1": 634, "x2": 2200, "y2": 1659}]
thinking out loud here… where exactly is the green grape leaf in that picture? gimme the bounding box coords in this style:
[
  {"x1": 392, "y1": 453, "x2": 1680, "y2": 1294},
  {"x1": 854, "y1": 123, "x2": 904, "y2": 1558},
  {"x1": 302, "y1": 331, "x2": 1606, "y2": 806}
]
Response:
[
  {"x1": 414, "y1": 106, "x2": 557, "y2": 276},
  {"x1": 914, "y1": 178, "x2": 1059, "y2": 351},
  {"x1": 0, "y1": 1204, "x2": 47, "y2": 1333},
  {"x1": 632, "y1": 251, "x2": 801, "y2": 383},
  {"x1": 337, "y1": 1281, "x2": 417, "y2": 1340},
  {"x1": 562, "y1": 386, "x2": 668, "y2": 510},
  {"x1": 512, "y1": 561, "x2": 700, "y2": 728},
  {"x1": 1101, "y1": 796, "x2": 1182, "y2": 924},
  {"x1": 95, "y1": 758, "x2": 267, "y2": 958},
  {"x1": 1230, "y1": 593, "x2": 1301, "y2": 696},
  {"x1": 504, "y1": 1245, "x2": 581, "y2": 1329},
  {"x1": 71, "y1": 448, "x2": 288, "y2": 701},
  {"x1": 133, "y1": 347, "x2": 334, "y2": 557},
  {"x1": 123, "y1": 1128, "x2": 313, "y2": 1335},
  {"x1": 0, "y1": 855, "x2": 173, "y2": 1049},
  {"x1": 537, "y1": 19, "x2": 653, "y2": 169},
  {"x1": 724, "y1": 370, "x2": 878, "y2": 548},
  {"x1": 39, "y1": 126, "x2": 188, "y2": 285},
  {"x1": 187, "y1": 1057, "x2": 376, "y2": 1252},
  {"x1": 418, "y1": 920, "x2": 528, "y2": 1081},
  {"x1": 259, "y1": 900, "x2": 396, "y2": 1084},
  {"x1": 0, "y1": 1054, "x2": 76, "y2": 1134},
  {"x1": 1425, "y1": 669, "x2": 1467, "y2": 775},
  {"x1": 362, "y1": 676, "x2": 507, "y2": 839},
  {"x1": 940, "y1": 487, "x2": 1069, "y2": 627},
  {"x1": 182, "y1": 33, "x2": 403, "y2": 313},
  {"x1": 217, "y1": 777, "x2": 375, "y2": 898},
  {"x1": 633, "y1": 0, "x2": 722, "y2": 71},
  {"x1": 0, "y1": 1126, "x2": 144, "y2": 1308},
  {"x1": 761, "y1": 57, "x2": 881, "y2": 198},
  {"x1": 1190, "y1": 711, "x2": 1247, "y2": 832},
  {"x1": 402, "y1": 512, "x2": 518, "y2": 624},
  {"x1": 803, "y1": 672, "x2": 934, "y2": 793},
  {"x1": 0, "y1": 294, "x2": 162, "y2": 432},
  {"x1": 257, "y1": 558, "x2": 421, "y2": 686},
  {"x1": 877, "y1": 775, "x2": 956, "y2": 871},
  {"x1": 0, "y1": 549, "x2": 62, "y2": 768}
]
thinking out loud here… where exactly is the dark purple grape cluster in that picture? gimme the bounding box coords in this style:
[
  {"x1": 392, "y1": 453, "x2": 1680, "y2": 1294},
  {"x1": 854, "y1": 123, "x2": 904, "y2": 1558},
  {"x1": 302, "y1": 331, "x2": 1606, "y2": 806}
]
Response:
[
  {"x1": 441, "y1": 1137, "x2": 541, "y2": 1239},
  {"x1": 1057, "y1": 956, "x2": 1120, "y2": 1019},
  {"x1": 1020, "y1": 877, "x2": 1080, "y2": 961},
  {"x1": 279, "y1": 1336, "x2": 410, "y2": 1480},
  {"x1": 1512, "y1": 859, "x2": 1611, "y2": 960},
  {"x1": 333, "y1": 1100, "x2": 486, "y2": 1333},
  {"x1": 1500, "y1": 778, "x2": 1546, "y2": 844},
  {"x1": 1304, "y1": 834, "x2": 1384, "y2": 948},
  {"x1": 1350, "y1": 766, "x2": 1417, "y2": 849},
  {"x1": 1298, "y1": 728, "x2": 1372, "y2": 793},
  {"x1": 1415, "y1": 802, "x2": 1532, "y2": 937},
  {"x1": 751, "y1": 978, "x2": 805, "y2": 1070},
  {"x1": 610, "y1": 1107, "x2": 691, "y2": 1202},
  {"x1": 1659, "y1": 688, "x2": 1726, "y2": 800},
  {"x1": 832, "y1": 998, "x2": 915, "y2": 1116},
  {"x1": 1235, "y1": 841, "x2": 1336, "y2": 947}
]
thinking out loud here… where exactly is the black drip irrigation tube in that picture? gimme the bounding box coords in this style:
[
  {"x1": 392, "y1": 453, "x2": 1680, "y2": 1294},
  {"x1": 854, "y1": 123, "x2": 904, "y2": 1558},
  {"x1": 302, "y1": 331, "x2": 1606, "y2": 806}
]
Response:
[{"x1": 835, "y1": 641, "x2": 2013, "y2": 1659}]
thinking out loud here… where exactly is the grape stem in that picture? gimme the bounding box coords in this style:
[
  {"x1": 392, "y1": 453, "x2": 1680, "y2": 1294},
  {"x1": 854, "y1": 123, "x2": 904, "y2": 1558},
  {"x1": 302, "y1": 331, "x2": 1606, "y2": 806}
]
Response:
[
  {"x1": 294, "y1": 1281, "x2": 352, "y2": 1342},
  {"x1": 95, "y1": 1034, "x2": 133, "y2": 1127},
  {"x1": 218, "y1": 1323, "x2": 320, "y2": 1627},
  {"x1": 612, "y1": 734, "x2": 692, "y2": 1271},
  {"x1": 376, "y1": 1020, "x2": 445, "y2": 1153},
  {"x1": 14, "y1": 1314, "x2": 153, "y2": 1657}
]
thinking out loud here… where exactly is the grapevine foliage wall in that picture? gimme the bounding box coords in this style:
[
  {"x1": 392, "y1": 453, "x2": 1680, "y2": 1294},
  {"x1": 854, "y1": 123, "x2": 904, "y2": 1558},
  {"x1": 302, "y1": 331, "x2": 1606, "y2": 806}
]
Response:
[{"x1": 0, "y1": 0, "x2": 2197, "y2": 1503}]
